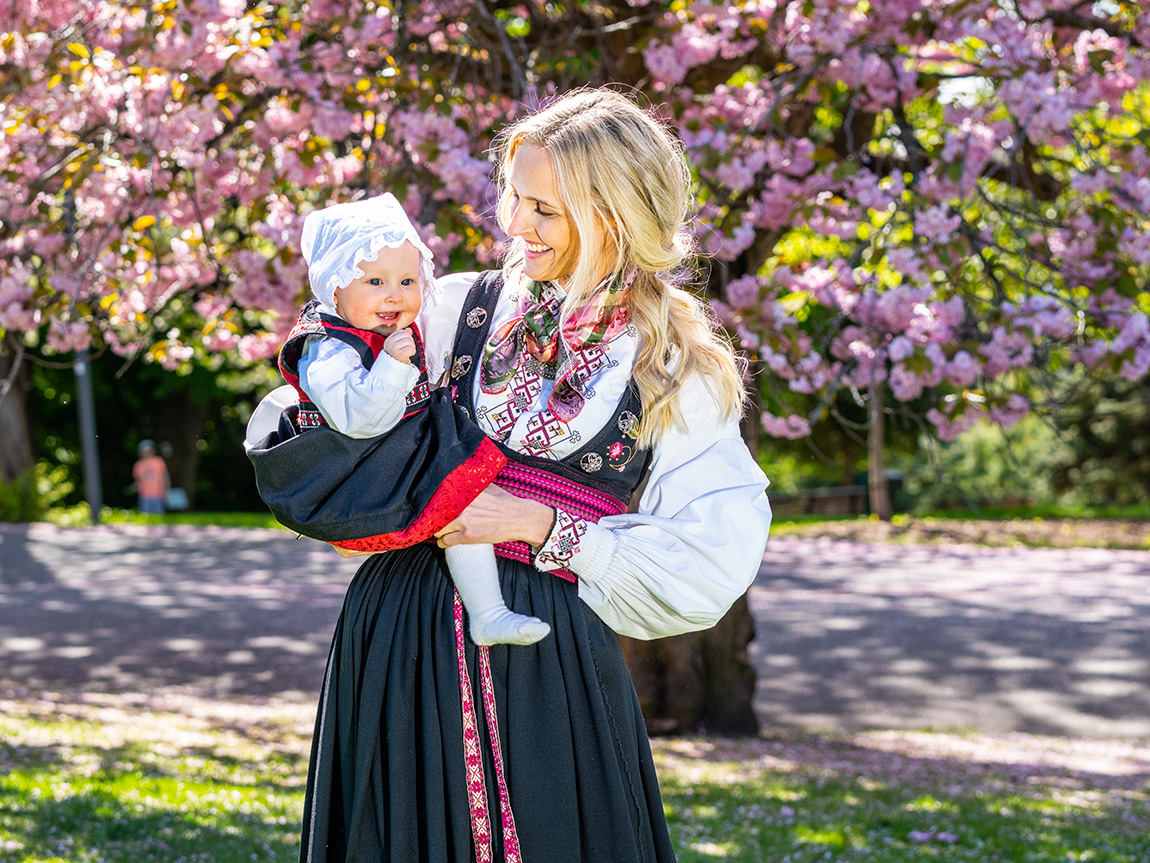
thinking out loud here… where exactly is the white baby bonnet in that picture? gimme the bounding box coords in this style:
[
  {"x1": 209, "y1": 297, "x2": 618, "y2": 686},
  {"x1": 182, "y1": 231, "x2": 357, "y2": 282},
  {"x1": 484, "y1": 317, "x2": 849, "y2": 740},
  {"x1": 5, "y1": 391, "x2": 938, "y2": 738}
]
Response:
[{"x1": 300, "y1": 193, "x2": 440, "y2": 313}]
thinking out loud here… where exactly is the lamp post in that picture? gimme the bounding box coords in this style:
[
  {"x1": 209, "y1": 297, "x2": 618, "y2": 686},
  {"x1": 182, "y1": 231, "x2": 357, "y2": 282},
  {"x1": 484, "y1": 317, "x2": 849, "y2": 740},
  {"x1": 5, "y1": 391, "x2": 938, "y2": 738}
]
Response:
[
  {"x1": 73, "y1": 349, "x2": 103, "y2": 523},
  {"x1": 65, "y1": 190, "x2": 104, "y2": 524}
]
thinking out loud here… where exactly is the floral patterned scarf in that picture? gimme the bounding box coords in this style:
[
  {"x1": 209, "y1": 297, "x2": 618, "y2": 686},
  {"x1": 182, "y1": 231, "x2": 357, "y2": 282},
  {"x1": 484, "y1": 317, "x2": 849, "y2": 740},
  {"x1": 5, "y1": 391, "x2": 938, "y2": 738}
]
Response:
[{"x1": 480, "y1": 270, "x2": 632, "y2": 423}]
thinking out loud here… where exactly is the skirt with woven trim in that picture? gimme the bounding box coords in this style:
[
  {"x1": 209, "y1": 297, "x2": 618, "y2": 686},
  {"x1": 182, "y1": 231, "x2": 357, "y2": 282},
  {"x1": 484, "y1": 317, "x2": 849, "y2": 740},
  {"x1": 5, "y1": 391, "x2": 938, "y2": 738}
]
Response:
[{"x1": 299, "y1": 543, "x2": 677, "y2": 863}]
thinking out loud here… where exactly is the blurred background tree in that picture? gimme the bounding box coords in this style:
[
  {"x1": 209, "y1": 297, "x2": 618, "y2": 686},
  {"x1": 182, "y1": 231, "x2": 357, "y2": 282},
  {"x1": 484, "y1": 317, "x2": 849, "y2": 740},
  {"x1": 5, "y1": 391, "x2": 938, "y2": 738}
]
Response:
[{"x1": 2, "y1": 0, "x2": 1146, "y2": 516}]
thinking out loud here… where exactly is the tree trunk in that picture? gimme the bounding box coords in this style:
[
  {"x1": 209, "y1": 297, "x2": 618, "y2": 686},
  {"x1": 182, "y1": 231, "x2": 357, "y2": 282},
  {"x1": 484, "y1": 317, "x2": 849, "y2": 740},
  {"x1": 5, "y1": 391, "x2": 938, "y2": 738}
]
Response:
[
  {"x1": 739, "y1": 361, "x2": 763, "y2": 457},
  {"x1": 621, "y1": 594, "x2": 759, "y2": 736},
  {"x1": 867, "y1": 387, "x2": 893, "y2": 521},
  {"x1": 0, "y1": 347, "x2": 35, "y2": 481},
  {"x1": 151, "y1": 390, "x2": 210, "y2": 509}
]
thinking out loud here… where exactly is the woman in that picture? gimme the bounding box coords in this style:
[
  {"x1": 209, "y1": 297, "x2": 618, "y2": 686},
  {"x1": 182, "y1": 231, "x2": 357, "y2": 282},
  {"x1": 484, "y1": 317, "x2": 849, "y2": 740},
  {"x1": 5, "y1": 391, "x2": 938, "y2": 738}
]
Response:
[{"x1": 293, "y1": 88, "x2": 771, "y2": 862}]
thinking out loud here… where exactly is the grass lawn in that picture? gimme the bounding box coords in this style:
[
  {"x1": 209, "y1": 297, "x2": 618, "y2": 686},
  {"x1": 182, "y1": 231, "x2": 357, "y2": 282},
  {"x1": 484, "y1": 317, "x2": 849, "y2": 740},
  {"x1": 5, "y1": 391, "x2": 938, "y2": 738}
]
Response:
[
  {"x1": 771, "y1": 505, "x2": 1150, "y2": 551},
  {"x1": 1, "y1": 694, "x2": 1146, "y2": 863},
  {"x1": 42, "y1": 506, "x2": 284, "y2": 530}
]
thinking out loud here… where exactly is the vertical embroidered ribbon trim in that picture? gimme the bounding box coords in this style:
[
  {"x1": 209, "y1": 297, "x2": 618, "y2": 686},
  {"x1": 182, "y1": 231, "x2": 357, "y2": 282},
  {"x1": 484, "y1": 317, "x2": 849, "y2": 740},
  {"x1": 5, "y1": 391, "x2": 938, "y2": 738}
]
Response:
[
  {"x1": 455, "y1": 591, "x2": 494, "y2": 863},
  {"x1": 455, "y1": 589, "x2": 524, "y2": 862},
  {"x1": 479, "y1": 645, "x2": 523, "y2": 863}
]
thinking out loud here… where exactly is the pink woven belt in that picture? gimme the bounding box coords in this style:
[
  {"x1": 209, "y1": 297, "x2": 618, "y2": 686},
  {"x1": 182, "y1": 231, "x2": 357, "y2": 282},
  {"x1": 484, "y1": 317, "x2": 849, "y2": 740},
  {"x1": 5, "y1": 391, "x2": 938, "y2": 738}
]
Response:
[
  {"x1": 490, "y1": 460, "x2": 627, "y2": 581},
  {"x1": 455, "y1": 460, "x2": 627, "y2": 861}
]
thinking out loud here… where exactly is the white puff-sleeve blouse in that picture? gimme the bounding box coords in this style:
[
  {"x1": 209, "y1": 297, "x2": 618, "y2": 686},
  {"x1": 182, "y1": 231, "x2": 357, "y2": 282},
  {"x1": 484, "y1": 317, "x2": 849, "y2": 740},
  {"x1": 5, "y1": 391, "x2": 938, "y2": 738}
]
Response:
[{"x1": 422, "y1": 272, "x2": 772, "y2": 641}]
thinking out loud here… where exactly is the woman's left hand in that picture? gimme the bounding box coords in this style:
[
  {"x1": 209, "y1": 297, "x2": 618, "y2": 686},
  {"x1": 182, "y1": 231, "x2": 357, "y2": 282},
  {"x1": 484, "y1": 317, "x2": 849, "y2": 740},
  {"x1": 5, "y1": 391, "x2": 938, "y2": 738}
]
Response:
[{"x1": 435, "y1": 485, "x2": 555, "y2": 549}]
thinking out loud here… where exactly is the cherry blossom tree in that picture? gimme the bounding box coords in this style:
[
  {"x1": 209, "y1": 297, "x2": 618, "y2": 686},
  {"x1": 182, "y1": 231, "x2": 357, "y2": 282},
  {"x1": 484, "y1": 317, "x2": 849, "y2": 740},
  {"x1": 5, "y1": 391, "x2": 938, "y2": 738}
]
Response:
[
  {"x1": 672, "y1": 1, "x2": 1150, "y2": 517},
  {"x1": 3, "y1": 0, "x2": 1147, "y2": 733},
  {"x1": 3, "y1": 2, "x2": 1148, "y2": 484}
]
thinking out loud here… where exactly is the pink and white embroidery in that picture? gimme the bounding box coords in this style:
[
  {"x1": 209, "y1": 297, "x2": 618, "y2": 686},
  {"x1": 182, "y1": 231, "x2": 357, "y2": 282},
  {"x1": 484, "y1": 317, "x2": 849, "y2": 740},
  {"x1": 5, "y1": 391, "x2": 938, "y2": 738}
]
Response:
[
  {"x1": 478, "y1": 642, "x2": 523, "y2": 863},
  {"x1": 522, "y1": 412, "x2": 571, "y2": 458},
  {"x1": 455, "y1": 593, "x2": 495, "y2": 862},
  {"x1": 454, "y1": 590, "x2": 523, "y2": 862},
  {"x1": 533, "y1": 509, "x2": 588, "y2": 572},
  {"x1": 476, "y1": 334, "x2": 622, "y2": 458}
]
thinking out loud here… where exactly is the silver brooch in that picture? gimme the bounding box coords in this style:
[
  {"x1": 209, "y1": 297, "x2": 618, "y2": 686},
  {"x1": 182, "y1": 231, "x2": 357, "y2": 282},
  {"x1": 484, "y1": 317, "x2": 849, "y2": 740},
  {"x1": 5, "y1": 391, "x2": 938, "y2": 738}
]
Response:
[
  {"x1": 466, "y1": 307, "x2": 488, "y2": 329},
  {"x1": 459, "y1": 406, "x2": 470, "y2": 419},
  {"x1": 617, "y1": 411, "x2": 638, "y2": 438},
  {"x1": 580, "y1": 453, "x2": 603, "y2": 473},
  {"x1": 451, "y1": 355, "x2": 473, "y2": 378}
]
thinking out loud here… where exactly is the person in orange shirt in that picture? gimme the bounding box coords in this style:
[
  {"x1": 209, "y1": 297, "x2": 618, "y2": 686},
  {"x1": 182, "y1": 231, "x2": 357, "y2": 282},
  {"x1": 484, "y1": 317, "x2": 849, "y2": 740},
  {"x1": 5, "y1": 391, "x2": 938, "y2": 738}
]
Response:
[{"x1": 132, "y1": 439, "x2": 169, "y2": 514}]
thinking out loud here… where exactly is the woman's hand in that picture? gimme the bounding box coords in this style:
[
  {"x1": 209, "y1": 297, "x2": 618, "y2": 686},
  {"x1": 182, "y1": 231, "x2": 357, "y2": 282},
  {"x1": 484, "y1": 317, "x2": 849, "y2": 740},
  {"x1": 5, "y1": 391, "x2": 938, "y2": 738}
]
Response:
[
  {"x1": 435, "y1": 485, "x2": 555, "y2": 549},
  {"x1": 333, "y1": 545, "x2": 375, "y2": 559}
]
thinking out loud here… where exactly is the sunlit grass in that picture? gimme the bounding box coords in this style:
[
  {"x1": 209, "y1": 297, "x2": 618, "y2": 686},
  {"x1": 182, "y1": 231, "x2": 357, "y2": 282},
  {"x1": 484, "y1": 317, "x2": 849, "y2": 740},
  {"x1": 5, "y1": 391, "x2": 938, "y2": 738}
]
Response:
[
  {"x1": 1, "y1": 698, "x2": 1147, "y2": 863},
  {"x1": 655, "y1": 736, "x2": 1150, "y2": 863},
  {"x1": 42, "y1": 505, "x2": 283, "y2": 530},
  {"x1": 921, "y1": 502, "x2": 1150, "y2": 521},
  {"x1": 0, "y1": 697, "x2": 310, "y2": 863}
]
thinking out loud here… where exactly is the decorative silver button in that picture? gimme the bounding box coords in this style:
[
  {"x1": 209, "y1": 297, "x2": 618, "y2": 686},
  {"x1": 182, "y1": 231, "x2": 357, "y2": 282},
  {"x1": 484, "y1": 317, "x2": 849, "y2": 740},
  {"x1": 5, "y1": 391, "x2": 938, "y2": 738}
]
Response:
[
  {"x1": 451, "y1": 355, "x2": 473, "y2": 378},
  {"x1": 580, "y1": 453, "x2": 603, "y2": 473},
  {"x1": 617, "y1": 410, "x2": 638, "y2": 438},
  {"x1": 459, "y1": 406, "x2": 470, "y2": 419},
  {"x1": 466, "y1": 307, "x2": 488, "y2": 328}
]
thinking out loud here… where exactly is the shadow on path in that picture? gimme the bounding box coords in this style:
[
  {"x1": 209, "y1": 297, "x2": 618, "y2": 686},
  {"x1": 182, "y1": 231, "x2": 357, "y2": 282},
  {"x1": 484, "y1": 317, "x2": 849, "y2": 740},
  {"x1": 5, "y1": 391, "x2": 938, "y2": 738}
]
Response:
[
  {"x1": 0, "y1": 523, "x2": 359, "y2": 699},
  {"x1": 5, "y1": 526, "x2": 1150, "y2": 739},
  {"x1": 751, "y1": 537, "x2": 1150, "y2": 738}
]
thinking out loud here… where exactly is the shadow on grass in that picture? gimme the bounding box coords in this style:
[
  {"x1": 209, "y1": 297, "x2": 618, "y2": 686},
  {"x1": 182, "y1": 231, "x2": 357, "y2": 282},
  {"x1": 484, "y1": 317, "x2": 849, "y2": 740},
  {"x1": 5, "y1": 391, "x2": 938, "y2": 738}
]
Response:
[
  {"x1": 659, "y1": 732, "x2": 1150, "y2": 794},
  {"x1": 0, "y1": 781, "x2": 299, "y2": 863},
  {"x1": 0, "y1": 733, "x2": 305, "y2": 863},
  {"x1": 655, "y1": 734, "x2": 1150, "y2": 863}
]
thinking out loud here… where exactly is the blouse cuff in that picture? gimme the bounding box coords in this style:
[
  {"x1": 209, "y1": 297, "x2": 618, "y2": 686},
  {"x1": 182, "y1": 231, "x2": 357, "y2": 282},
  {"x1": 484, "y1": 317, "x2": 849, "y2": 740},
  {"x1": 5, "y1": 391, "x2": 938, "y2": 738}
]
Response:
[{"x1": 532, "y1": 508, "x2": 615, "y2": 578}]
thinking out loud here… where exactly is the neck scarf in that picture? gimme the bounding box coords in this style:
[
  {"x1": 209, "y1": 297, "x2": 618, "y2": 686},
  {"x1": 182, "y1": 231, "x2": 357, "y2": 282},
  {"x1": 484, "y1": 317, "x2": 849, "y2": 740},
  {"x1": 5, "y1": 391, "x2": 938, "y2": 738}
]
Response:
[{"x1": 480, "y1": 270, "x2": 632, "y2": 423}]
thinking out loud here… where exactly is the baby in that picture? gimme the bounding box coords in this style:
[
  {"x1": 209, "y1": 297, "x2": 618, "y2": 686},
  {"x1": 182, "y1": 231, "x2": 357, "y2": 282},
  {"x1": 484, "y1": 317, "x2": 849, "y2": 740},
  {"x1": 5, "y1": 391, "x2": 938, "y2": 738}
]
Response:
[{"x1": 275, "y1": 193, "x2": 549, "y2": 646}]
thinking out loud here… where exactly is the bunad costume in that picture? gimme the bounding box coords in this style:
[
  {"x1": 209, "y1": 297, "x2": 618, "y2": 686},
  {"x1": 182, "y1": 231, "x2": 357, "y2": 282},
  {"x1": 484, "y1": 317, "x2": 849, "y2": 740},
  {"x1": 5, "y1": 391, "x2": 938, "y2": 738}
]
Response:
[
  {"x1": 247, "y1": 268, "x2": 772, "y2": 863},
  {"x1": 250, "y1": 300, "x2": 506, "y2": 553}
]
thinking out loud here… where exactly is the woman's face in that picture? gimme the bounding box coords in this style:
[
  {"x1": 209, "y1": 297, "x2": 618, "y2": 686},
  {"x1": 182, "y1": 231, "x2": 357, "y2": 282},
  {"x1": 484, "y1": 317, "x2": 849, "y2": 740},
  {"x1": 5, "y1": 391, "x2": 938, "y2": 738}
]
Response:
[
  {"x1": 333, "y1": 240, "x2": 422, "y2": 335},
  {"x1": 506, "y1": 143, "x2": 611, "y2": 286}
]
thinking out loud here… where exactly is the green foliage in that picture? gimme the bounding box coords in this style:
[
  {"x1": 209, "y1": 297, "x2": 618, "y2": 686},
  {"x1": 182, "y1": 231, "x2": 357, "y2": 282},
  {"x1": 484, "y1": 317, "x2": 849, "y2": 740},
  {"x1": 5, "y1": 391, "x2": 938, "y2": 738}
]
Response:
[
  {"x1": 1048, "y1": 378, "x2": 1150, "y2": 507},
  {"x1": 0, "y1": 463, "x2": 73, "y2": 523},
  {"x1": 897, "y1": 416, "x2": 1073, "y2": 514},
  {"x1": 30, "y1": 349, "x2": 277, "y2": 513},
  {"x1": 0, "y1": 469, "x2": 39, "y2": 522}
]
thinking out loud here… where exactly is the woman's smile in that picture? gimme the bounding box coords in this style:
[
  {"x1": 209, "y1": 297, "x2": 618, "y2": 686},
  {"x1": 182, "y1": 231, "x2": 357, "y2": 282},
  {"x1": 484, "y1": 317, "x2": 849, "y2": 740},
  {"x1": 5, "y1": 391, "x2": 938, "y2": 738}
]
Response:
[
  {"x1": 506, "y1": 144, "x2": 576, "y2": 282},
  {"x1": 523, "y1": 240, "x2": 553, "y2": 263}
]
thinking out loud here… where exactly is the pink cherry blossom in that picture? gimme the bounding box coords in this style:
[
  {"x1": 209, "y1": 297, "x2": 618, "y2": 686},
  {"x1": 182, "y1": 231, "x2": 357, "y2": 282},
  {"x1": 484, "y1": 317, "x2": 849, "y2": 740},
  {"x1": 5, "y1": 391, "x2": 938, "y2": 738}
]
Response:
[
  {"x1": 0, "y1": 0, "x2": 1143, "y2": 453},
  {"x1": 761, "y1": 412, "x2": 812, "y2": 440}
]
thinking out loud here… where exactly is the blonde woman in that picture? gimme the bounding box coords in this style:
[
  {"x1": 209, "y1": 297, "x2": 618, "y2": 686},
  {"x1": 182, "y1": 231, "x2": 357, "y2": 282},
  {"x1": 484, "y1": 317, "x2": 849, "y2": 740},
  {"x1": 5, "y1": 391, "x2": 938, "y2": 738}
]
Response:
[{"x1": 292, "y1": 88, "x2": 771, "y2": 862}]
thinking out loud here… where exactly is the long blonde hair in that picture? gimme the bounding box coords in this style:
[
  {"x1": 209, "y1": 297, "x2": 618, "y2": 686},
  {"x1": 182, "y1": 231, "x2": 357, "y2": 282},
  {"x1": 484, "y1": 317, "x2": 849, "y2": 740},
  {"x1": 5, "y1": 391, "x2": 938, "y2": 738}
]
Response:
[{"x1": 493, "y1": 88, "x2": 746, "y2": 446}]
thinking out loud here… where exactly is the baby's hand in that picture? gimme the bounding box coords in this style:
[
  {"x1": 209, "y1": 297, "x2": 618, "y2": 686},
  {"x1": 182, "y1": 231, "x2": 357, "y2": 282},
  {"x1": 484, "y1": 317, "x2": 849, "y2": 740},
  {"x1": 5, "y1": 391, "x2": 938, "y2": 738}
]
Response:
[{"x1": 384, "y1": 329, "x2": 416, "y2": 364}]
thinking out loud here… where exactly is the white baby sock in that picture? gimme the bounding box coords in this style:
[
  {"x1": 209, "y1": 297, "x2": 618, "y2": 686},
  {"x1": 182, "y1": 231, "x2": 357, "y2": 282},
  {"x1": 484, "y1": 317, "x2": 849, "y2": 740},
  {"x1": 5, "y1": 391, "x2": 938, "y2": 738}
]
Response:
[{"x1": 444, "y1": 544, "x2": 551, "y2": 646}]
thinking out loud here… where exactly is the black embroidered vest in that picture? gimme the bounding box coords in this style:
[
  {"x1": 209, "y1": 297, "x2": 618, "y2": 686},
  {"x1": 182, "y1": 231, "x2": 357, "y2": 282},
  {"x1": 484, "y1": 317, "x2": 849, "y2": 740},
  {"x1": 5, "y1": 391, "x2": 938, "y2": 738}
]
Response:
[
  {"x1": 446, "y1": 271, "x2": 652, "y2": 508},
  {"x1": 278, "y1": 300, "x2": 431, "y2": 428}
]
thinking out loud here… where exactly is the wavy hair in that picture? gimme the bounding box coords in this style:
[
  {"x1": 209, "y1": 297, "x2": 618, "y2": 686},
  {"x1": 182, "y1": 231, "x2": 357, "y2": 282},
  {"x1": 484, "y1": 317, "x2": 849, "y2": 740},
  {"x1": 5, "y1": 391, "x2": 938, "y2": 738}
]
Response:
[{"x1": 493, "y1": 88, "x2": 747, "y2": 446}]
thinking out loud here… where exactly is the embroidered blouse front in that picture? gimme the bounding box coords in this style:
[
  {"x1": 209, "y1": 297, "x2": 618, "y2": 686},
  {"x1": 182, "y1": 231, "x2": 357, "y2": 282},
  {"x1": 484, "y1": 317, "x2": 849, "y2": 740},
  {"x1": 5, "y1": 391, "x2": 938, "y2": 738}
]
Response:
[
  {"x1": 416, "y1": 271, "x2": 773, "y2": 641},
  {"x1": 470, "y1": 277, "x2": 638, "y2": 461}
]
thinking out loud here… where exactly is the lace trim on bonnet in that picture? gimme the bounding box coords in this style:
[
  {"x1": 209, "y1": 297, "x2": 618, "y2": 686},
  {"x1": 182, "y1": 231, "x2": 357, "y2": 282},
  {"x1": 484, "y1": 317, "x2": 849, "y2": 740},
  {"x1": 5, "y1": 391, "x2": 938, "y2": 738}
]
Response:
[{"x1": 301, "y1": 192, "x2": 442, "y2": 313}]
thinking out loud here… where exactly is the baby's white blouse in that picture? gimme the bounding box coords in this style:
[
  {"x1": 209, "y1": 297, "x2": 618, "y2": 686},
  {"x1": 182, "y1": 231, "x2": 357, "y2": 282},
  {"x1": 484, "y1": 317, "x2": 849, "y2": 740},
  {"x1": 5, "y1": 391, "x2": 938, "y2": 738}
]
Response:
[
  {"x1": 296, "y1": 336, "x2": 419, "y2": 438},
  {"x1": 422, "y1": 272, "x2": 772, "y2": 641}
]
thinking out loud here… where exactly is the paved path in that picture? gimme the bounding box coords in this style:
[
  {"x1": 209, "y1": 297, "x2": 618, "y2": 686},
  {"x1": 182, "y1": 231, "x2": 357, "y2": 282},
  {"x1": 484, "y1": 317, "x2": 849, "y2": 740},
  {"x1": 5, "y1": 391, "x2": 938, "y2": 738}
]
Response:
[
  {"x1": 2, "y1": 524, "x2": 1149, "y2": 738},
  {"x1": 751, "y1": 537, "x2": 1150, "y2": 738},
  {"x1": 0, "y1": 523, "x2": 359, "y2": 701}
]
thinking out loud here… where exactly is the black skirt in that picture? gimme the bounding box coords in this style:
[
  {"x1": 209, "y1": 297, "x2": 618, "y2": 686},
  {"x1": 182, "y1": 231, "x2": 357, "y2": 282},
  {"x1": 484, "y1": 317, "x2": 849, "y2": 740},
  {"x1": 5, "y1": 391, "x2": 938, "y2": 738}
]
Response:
[{"x1": 299, "y1": 544, "x2": 677, "y2": 863}]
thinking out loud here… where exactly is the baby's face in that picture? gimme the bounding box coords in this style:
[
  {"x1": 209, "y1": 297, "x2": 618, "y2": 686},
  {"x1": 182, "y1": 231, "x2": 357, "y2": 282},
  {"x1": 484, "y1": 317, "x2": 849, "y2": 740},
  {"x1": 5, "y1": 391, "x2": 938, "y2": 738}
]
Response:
[{"x1": 335, "y1": 240, "x2": 422, "y2": 335}]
